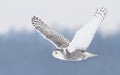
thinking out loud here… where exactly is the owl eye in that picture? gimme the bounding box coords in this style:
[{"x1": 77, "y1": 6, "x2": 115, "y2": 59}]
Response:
[{"x1": 55, "y1": 52, "x2": 58, "y2": 54}]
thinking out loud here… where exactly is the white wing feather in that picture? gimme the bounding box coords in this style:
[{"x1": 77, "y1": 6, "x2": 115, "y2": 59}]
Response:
[
  {"x1": 67, "y1": 7, "x2": 107, "y2": 52},
  {"x1": 32, "y1": 16, "x2": 70, "y2": 48}
]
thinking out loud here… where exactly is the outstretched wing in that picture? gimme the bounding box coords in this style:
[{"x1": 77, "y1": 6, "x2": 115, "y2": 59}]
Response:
[
  {"x1": 32, "y1": 16, "x2": 70, "y2": 48},
  {"x1": 67, "y1": 7, "x2": 107, "y2": 52}
]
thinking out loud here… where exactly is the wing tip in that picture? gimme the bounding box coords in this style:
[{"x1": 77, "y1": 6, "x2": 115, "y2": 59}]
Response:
[
  {"x1": 94, "y1": 7, "x2": 108, "y2": 20},
  {"x1": 31, "y1": 16, "x2": 42, "y2": 27}
]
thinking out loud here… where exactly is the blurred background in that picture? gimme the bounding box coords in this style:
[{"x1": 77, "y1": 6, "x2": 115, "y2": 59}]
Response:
[{"x1": 0, "y1": 0, "x2": 120, "y2": 75}]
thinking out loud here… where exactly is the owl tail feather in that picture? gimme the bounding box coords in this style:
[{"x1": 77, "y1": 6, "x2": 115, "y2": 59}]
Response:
[{"x1": 83, "y1": 52, "x2": 98, "y2": 60}]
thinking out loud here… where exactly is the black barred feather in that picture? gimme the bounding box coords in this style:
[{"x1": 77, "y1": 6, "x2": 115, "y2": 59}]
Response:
[{"x1": 32, "y1": 16, "x2": 70, "y2": 48}]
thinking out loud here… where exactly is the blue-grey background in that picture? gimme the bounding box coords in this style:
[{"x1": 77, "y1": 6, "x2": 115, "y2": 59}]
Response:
[
  {"x1": 0, "y1": 30, "x2": 120, "y2": 75},
  {"x1": 0, "y1": 0, "x2": 120, "y2": 75}
]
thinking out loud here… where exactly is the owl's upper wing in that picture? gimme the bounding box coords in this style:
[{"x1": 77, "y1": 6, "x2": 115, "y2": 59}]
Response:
[
  {"x1": 32, "y1": 16, "x2": 70, "y2": 48},
  {"x1": 67, "y1": 7, "x2": 107, "y2": 52}
]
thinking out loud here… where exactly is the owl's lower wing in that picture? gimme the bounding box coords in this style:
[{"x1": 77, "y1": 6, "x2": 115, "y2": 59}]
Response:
[
  {"x1": 32, "y1": 16, "x2": 70, "y2": 48},
  {"x1": 67, "y1": 7, "x2": 108, "y2": 52}
]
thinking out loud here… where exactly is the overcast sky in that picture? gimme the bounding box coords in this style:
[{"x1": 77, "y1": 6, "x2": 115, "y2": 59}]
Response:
[{"x1": 0, "y1": 0, "x2": 120, "y2": 35}]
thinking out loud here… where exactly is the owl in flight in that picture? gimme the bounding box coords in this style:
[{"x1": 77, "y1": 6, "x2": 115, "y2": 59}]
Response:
[{"x1": 32, "y1": 7, "x2": 107, "y2": 61}]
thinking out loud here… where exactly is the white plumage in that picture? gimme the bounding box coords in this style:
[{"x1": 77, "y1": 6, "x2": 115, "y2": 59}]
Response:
[
  {"x1": 32, "y1": 16, "x2": 70, "y2": 48},
  {"x1": 32, "y1": 7, "x2": 108, "y2": 61},
  {"x1": 67, "y1": 7, "x2": 107, "y2": 52}
]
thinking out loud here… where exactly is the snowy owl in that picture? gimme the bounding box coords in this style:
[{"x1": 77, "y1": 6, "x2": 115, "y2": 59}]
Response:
[{"x1": 32, "y1": 7, "x2": 107, "y2": 61}]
